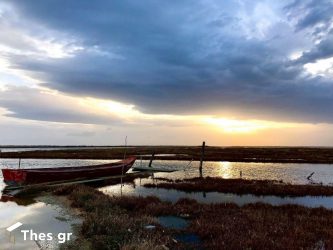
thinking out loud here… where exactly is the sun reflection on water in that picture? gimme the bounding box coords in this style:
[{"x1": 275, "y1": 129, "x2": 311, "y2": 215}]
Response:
[{"x1": 219, "y1": 161, "x2": 233, "y2": 179}]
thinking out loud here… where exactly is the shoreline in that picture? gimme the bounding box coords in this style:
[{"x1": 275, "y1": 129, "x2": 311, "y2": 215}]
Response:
[{"x1": 1, "y1": 146, "x2": 333, "y2": 164}]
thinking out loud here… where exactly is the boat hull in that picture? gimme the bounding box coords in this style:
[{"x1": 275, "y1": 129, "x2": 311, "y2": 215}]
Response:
[{"x1": 1, "y1": 157, "x2": 136, "y2": 186}]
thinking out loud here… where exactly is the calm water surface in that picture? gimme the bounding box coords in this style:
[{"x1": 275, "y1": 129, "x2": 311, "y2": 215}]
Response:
[
  {"x1": 0, "y1": 147, "x2": 115, "y2": 152},
  {"x1": 0, "y1": 196, "x2": 80, "y2": 250},
  {"x1": 99, "y1": 178, "x2": 333, "y2": 209},
  {"x1": 1, "y1": 158, "x2": 333, "y2": 185}
]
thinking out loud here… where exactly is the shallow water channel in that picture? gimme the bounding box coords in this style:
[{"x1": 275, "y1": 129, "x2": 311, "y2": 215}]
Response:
[{"x1": 99, "y1": 176, "x2": 333, "y2": 209}]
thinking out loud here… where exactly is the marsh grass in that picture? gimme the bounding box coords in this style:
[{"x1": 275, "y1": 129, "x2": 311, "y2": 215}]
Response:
[
  {"x1": 189, "y1": 202, "x2": 333, "y2": 249},
  {"x1": 144, "y1": 177, "x2": 333, "y2": 196},
  {"x1": 54, "y1": 184, "x2": 333, "y2": 249},
  {"x1": 54, "y1": 185, "x2": 175, "y2": 250}
]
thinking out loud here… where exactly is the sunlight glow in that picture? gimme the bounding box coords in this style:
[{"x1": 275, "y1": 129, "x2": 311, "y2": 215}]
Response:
[
  {"x1": 89, "y1": 98, "x2": 138, "y2": 117},
  {"x1": 304, "y1": 57, "x2": 333, "y2": 77},
  {"x1": 30, "y1": 38, "x2": 84, "y2": 59},
  {"x1": 0, "y1": 83, "x2": 308, "y2": 136},
  {"x1": 203, "y1": 117, "x2": 297, "y2": 133},
  {"x1": 81, "y1": 98, "x2": 303, "y2": 133},
  {"x1": 289, "y1": 51, "x2": 303, "y2": 60},
  {"x1": 83, "y1": 97, "x2": 193, "y2": 124}
]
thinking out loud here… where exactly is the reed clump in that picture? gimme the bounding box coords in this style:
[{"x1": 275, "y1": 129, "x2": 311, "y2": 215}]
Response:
[{"x1": 144, "y1": 177, "x2": 333, "y2": 197}]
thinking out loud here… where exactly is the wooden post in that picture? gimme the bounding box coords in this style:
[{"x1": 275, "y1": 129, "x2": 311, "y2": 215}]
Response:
[
  {"x1": 199, "y1": 141, "x2": 205, "y2": 175},
  {"x1": 123, "y1": 136, "x2": 128, "y2": 160},
  {"x1": 148, "y1": 152, "x2": 155, "y2": 168},
  {"x1": 18, "y1": 158, "x2": 21, "y2": 169},
  {"x1": 121, "y1": 136, "x2": 127, "y2": 191}
]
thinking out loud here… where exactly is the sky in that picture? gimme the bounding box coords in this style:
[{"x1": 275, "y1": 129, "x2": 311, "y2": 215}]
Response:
[{"x1": 0, "y1": 0, "x2": 333, "y2": 146}]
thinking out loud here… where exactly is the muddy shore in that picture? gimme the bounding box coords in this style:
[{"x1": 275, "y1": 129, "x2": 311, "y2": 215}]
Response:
[{"x1": 1, "y1": 146, "x2": 333, "y2": 163}]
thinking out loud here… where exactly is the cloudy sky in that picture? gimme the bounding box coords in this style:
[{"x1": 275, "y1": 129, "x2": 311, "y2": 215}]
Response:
[{"x1": 0, "y1": 0, "x2": 333, "y2": 146}]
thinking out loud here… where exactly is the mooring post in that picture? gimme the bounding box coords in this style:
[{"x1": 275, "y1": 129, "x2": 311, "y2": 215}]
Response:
[
  {"x1": 120, "y1": 136, "x2": 127, "y2": 190},
  {"x1": 18, "y1": 158, "x2": 21, "y2": 169},
  {"x1": 148, "y1": 152, "x2": 155, "y2": 168},
  {"x1": 199, "y1": 141, "x2": 205, "y2": 175}
]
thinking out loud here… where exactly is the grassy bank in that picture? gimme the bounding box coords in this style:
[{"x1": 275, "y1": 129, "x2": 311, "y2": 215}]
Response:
[
  {"x1": 54, "y1": 184, "x2": 333, "y2": 249},
  {"x1": 144, "y1": 177, "x2": 333, "y2": 197},
  {"x1": 2, "y1": 146, "x2": 333, "y2": 163}
]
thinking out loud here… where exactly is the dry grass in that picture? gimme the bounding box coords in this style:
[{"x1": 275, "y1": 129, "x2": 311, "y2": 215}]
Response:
[
  {"x1": 54, "y1": 185, "x2": 175, "y2": 250},
  {"x1": 144, "y1": 177, "x2": 333, "y2": 197},
  {"x1": 187, "y1": 201, "x2": 333, "y2": 249},
  {"x1": 54, "y1": 184, "x2": 333, "y2": 249}
]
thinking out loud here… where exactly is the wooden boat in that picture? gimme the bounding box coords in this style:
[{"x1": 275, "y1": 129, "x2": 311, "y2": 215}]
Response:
[{"x1": 1, "y1": 156, "x2": 136, "y2": 186}]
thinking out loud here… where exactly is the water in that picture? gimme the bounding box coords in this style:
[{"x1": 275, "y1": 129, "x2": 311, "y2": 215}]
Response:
[
  {"x1": 0, "y1": 146, "x2": 118, "y2": 153},
  {"x1": 99, "y1": 179, "x2": 333, "y2": 209},
  {"x1": 0, "y1": 196, "x2": 80, "y2": 249},
  {"x1": 2, "y1": 158, "x2": 332, "y2": 185},
  {"x1": 158, "y1": 216, "x2": 188, "y2": 229},
  {"x1": 0, "y1": 147, "x2": 81, "y2": 153},
  {"x1": 175, "y1": 233, "x2": 201, "y2": 245},
  {"x1": 137, "y1": 160, "x2": 333, "y2": 185},
  {"x1": 0, "y1": 158, "x2": 118, "y2": 170},
  {"x1": 157, "y1": 216, "x2": 200, "y2": 246}
]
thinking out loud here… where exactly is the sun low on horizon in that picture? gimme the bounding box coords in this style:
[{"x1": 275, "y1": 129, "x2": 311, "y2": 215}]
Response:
[{"x1": 0, "y1": 0, "x2": 333, "y2": 146}]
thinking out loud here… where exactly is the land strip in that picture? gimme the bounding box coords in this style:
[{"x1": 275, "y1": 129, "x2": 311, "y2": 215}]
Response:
[
  {"x1": 2, "y1": 146, "x2": 333, "y2": 163},
  {"x1": 144, "y1": 177, "x2": 333, "y2": 197}
]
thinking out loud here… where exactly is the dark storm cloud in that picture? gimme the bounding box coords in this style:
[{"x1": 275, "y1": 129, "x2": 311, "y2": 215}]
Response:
[
  {"x1": 1, "y1": 0, "x2": 333, "y2": 123},
  {"x1": 296, "y1": 34, "x2": 333, "y2": 64},
  {"x1": 285, "y1": 0, "x2": 333, "y2": 31}
]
